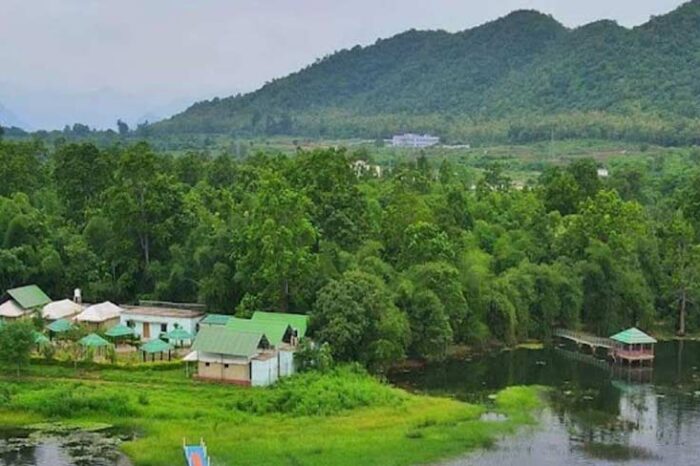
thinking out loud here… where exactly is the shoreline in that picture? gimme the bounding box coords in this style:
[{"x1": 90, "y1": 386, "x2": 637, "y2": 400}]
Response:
[{"x1": 0, "y1": 363, "x2": 542, "y2": 466}]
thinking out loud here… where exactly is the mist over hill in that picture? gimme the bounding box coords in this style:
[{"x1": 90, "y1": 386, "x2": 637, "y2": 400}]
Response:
[{"x1": 153, "y1": 1, "x2": 700, "y2": 145}]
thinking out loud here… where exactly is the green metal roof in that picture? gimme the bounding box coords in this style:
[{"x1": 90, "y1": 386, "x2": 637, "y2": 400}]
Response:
[
  {"x1": 47, "y1": 318, "x2": 73, "y2": 333},
  {"x1": 79, "y1": 333, "x2": 111, "y2": 347},
  {"x1": 200, "y1": 314, "x2": 231, "y2": 326},
  {"x1": 7, "y1": 285, "x2": 51, "y2": 310},
  {"x1": 192, "y1": 326, "x2": 265, "y2": 358},
  {"x1": 164, "y1": 327, "x2": 194, "y2": 341},
  {"x1": 140, "y1": 338, "x2": 174, "y2": 354},
  {"x1": 33, "y1": 331, "x2": 50, "y2": 345},
  {"x1": 609, "y1": 327, "x2": 657, "y2": 345},
  {"x1": 226, "y1": 317, "x2": 290, "y2": 346},
  {"x1": 252, "y1": 311, "x2": 308, "y2": 337},
  {"x1": 105, "y1": 324, "x2": 136, "y2": 338}
]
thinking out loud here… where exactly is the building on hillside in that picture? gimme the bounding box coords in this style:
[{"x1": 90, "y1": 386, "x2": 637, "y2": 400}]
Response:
[
  {"x1": 351, "y1": 160, "x2": 383, "y2": 178},
  {"x1": 75, "y1": 301, "x2": 123, "y2": 331},
  {"x1": 597, "y1": 168, "x2": 610, "y2": 178},
  {"x1": 391, "y1": 133, "x2": 440, "y2": 148},
  {"x1": 0, "y1": 285, "x2": 51, "y2": 320},
  {"x1": 191, "y1": 326, "x2": 276, "y2": 386},
  {"x1": 42, "y1": 299, "x2": 83, "y2": 321},
  {"x1": 121, "y1": 303, "x2": 205, "y2": 341}
]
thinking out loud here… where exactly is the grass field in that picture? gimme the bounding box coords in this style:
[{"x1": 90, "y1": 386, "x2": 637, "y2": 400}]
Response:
[{"x1": 0, "y1": 361, "x2": 542, "y2": 466}]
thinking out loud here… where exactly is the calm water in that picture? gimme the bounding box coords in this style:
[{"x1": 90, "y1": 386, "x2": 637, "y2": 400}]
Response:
[
  {"x1": 0, "y1": 427, "x2": 133, "y2": 466},
  {"x1": 391, "y1": 340, "x2": 700, "y2": 465}
]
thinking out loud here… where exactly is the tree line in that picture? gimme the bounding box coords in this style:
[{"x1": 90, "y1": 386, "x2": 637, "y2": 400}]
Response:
[{"x1": 1, "y1": 138, "x2": 699, "y2": 371}]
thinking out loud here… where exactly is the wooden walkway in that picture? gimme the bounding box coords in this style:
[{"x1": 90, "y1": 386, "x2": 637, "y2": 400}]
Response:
[{"x1": 554, "y1": 328, "x2": 613, "y2": 350}]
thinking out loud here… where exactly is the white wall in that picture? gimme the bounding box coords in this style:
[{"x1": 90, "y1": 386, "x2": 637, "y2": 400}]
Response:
[
  {"x1": 251, "y1": 356, "x2": 279, "y2": 387},
  {"x1": 278, "y1": 350, "x2": 295, "y2": 377},
  {"x1": 120, "y1": 314, "x2": 201, "y2": 340}
]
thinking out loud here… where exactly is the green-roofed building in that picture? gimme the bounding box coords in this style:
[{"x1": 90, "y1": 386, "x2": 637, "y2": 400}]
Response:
[
  {"x1": 609, "y1": 327, "x2": 656, "y2": 365},
  {"x1": 199, "y1": 314, "x2": 231, "y2": 326},
  {"x1": 251, "y1": 311, "x2": 309, "y2": 338},
  {"x1": 227, "y1": 317, "x2": 292, "y2": 347},
  {"x1": 190, "y1": 325, "x2": 280, "y2": 386},
  {"x1": 7, "y1": 285, "x2": 51, "y2": 310}
]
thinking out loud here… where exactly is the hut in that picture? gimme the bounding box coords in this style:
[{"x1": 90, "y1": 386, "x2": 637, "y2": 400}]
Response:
[
  {"x1": 190, "y1": 326, "x2": 276, "y2": 386},
  {"x1": 140, "y1": 338, "x2": 174, "y2": 362},
  {"x1": 0, "y1": 285, "x2": 51, "y2": 320},
  {"x1": 120, "y1": 304, "x2": 204, "y2": 341},
  {"x1": 75, "y1": 302, "x2": 123, "y2": 331},
  {"x1": 610, "y1": 328, "x2": 657, "y2": 365},
  {"x1": 42, "y1": 299, "x2": 83, "y2": 321}
]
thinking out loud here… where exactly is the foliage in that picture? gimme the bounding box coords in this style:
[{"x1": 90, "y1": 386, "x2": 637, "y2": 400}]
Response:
[{"x1": 0, "y1": 320, "x2": 35, "y2": 375}]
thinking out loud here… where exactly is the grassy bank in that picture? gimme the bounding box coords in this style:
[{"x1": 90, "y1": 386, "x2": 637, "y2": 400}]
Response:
[{"x1": 0, "y1": 363, "x2": 541, "y2": 466}]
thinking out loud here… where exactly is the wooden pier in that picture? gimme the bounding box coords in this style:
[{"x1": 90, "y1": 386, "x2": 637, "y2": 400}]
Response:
[{"x1": 554, "y1": 327, "x2": 656, "y2": 366}]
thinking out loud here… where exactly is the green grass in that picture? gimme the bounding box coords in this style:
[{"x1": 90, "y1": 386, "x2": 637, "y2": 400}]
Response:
[{"x1": 0, "y1": 362, "x2": 542, "y2": 466}]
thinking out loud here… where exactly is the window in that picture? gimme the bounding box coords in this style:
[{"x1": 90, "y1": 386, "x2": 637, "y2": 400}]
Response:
[
  {"x1": 224, "y1": 364, "x2": 229, "y2": 369},
  {"x1": 160, "y1": 323, "x2": 167, "y2": 333},
  {"x1": 126, "y1": 320, "x2": 135, "y2": 328},
  {"x1": 205, "y1": 362, "x2": 210, "y2": 367}
]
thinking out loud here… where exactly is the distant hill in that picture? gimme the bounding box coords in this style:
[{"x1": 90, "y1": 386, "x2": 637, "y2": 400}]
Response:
[{"x1": 153, "y1": 1, "x2": 700, "y2": 145}]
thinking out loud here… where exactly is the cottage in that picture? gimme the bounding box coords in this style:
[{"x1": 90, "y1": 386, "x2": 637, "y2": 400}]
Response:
[
  {"x1": 42, "y1": 299, "x2": 83, "y2": 321},
  {"x1": 75, "y1": 301, "x2": 123, "y2": 331},
  {"x1": 120, "y1": 305, "x2": 204, "y2": 341},
  {"x1": 191, "y1": 326, "x2": 276, "y2": 386},
  {"x1": 0, "y1": 285, "x2": 51, "y2": 320}
]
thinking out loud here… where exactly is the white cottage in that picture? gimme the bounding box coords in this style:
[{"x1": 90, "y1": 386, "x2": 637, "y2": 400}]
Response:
[{"x1": 121, "y1": 305, "x2": 204, "y2": 341}]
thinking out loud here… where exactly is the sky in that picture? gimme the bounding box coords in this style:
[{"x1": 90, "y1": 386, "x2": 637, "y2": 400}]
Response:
[{"x1": 0, "y1": 0, "x2": 688, "y2": 130}]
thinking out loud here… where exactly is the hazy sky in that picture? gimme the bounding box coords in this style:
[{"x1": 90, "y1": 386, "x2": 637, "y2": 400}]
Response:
[{"x1": 0, "y1": 0, "x2": 687, "y2": 130}]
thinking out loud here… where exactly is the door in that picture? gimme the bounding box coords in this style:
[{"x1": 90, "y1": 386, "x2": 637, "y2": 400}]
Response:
[{"x1": 143, "y1": 322, "x2": 150, "y2": 339}]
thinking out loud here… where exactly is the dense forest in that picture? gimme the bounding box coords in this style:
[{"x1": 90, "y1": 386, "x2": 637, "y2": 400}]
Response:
[
  {"x1": 1, "y1": 134, "x2": 700, "y2": 370},
  {"x1": 150, "y1": 1, "x2": 700, "y2": 146}
]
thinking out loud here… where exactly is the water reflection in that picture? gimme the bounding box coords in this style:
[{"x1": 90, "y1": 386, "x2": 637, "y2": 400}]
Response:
[{"x1": 392, "y1": 341, "x2": 700, "y2": 465}]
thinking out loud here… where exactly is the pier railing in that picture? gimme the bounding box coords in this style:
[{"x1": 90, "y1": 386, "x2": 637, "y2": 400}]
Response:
[{"x1": 554, "y1": 328, "x2": 613, "y2": 349}]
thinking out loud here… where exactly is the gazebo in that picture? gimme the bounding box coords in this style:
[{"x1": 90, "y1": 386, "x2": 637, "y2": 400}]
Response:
[
  {"x1": 47, "y1": 318, "x2": 74, "y2": 337},
  {"x1": 610, "y1": 327, "x2": 656, "y2": 365},
  {"x1": 79, "y1": 333, "x2": 111, "y2": 349},
  {"x1": 164, "y1": 327, "x2": 195, "y2": 348},
  {"x1": 105, "y1": 324, "x2": 136, "y2": 344},
  {"x1": 140, "y1": 338, "x2": 174, "y2": 362}
]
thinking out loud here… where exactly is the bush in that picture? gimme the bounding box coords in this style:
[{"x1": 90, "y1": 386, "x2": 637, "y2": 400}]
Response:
[
  {"x1": 15, "y1": 384, "x2": 135, "y2": 418},
  {"x1": 225, "y1": 365, "x2": 403, "y2": 416}
]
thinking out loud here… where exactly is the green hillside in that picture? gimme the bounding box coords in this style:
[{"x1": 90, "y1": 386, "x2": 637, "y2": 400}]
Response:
[{"x1": 153, "y1": 1, "x2": 700, "y2": 145}]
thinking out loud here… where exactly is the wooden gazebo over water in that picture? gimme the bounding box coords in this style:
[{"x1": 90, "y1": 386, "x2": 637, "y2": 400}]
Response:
[{"x1": 609, "y1": 327, "x2": 656, "y2": 365}]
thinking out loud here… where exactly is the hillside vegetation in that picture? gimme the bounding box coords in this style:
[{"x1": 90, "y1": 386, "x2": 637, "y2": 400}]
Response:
[{"x1": 154, "y1": 1, "x2": 700, "y2": 145}]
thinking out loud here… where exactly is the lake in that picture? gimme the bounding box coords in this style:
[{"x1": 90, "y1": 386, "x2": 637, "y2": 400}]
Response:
[{"x1": 391, "y1": 340, "x2": 700, "y2": 465}]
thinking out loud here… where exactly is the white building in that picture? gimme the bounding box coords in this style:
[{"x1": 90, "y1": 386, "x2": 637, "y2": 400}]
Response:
[
  {"x1": 121, "y1": 305, "x2": 205, "y2": 341},
  {"x1": 391, "y1": 133, "x2": 440, "y2": 148},
  {"x1": 351, "y1": 160, "x2": 383, "y2": 178},
  {"x1": 597, "y1": 168, "x2": 609, "y2": 178}
]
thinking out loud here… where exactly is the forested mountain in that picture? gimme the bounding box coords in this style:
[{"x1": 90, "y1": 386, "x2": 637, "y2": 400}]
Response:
[{"x1": 153, "y1": 1, "x2": 700, "y2": 145}]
